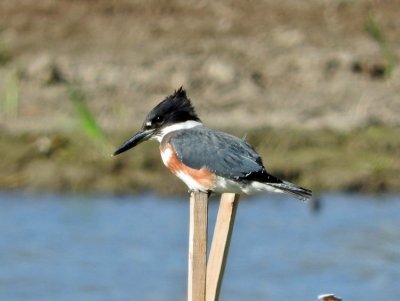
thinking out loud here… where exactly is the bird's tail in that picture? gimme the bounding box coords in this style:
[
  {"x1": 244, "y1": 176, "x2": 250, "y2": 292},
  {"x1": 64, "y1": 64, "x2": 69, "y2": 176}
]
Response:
[{"x1": 267, "y1": 180, "x2": 312, "y2": 202}]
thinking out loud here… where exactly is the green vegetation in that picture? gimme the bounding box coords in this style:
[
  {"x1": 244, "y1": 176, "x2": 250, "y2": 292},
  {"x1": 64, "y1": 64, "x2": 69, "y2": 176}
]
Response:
[
  {"x1": 0, "y1": 125, "x2": 398, "y2": 195},
  {"x1": 0, "y1": 39, "x2": 12, "y2": 66},
  {"x1": 365, "y1": 14, "x2": 396, "y2": 77},
  {"x1": 0, "y1": 68, "x2": 19, "y2": 118},
  {"x1": 245, "y1": 125, "x2": 400, "y2": 192},
  {"x1": 67, "y1": 86, "x2": 112, "y2": 155}
]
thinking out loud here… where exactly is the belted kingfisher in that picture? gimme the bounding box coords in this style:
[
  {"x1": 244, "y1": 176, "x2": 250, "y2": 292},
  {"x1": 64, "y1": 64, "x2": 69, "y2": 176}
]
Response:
[{"x1": 113, "y1": 88, "x2": 312, "y2": 201}]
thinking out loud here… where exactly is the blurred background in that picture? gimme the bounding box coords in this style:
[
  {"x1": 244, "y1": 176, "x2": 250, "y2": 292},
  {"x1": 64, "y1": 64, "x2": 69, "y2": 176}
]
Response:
[{"x1": 0, "y1": 1, "x2": 399, "y2": 300}]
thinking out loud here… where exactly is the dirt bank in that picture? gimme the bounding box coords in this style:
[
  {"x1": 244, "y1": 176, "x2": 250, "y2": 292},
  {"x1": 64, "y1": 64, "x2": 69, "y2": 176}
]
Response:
[
  {"x1": 1, "y1": 125, "x2": 398, "y2": 195},
  {"x1": 0, "y1": 1, "x2": 399, "y2": 194}
]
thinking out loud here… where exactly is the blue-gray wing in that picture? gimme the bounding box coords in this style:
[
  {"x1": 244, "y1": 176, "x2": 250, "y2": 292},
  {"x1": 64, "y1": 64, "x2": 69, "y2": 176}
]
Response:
[
  {"x1": 168, "y1": 127, "x2": 265, "y2": 181},
  {"x1": 168, "y1": 126, "x2": 313, "y2": 201}
]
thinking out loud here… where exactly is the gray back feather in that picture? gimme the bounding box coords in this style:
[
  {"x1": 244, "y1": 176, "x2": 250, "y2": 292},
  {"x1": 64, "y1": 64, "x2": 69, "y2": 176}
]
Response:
[{"x1": 168, "y1": 127, "x2": 265, "y2": 180}]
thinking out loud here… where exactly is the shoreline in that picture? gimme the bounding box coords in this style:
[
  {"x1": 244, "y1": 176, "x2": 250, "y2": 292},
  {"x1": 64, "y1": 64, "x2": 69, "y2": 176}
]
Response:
[{"x1": 1, "y1": 125, "x2": 398, "y2": 196}]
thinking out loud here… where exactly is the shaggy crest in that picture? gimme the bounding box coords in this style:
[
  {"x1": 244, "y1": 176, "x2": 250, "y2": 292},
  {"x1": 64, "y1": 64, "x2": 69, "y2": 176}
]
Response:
[{"x1": 145, "y1": 87, "x2": 201, "y2": 126}]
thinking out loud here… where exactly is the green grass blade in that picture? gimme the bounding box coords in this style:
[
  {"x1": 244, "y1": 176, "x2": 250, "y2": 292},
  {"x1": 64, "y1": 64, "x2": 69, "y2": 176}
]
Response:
[
  {"x1": 67, "y1": 86, "x2": 112, "y2": 154},
  {"x1": 1, "y1": 68, "x2": 19, "y2": 118}
]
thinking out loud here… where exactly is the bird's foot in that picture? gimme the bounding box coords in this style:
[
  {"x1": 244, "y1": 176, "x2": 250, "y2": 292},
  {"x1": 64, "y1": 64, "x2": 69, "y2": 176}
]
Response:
[{"x1": 187, "y1": 189, "x2": 213, "y2": 198}]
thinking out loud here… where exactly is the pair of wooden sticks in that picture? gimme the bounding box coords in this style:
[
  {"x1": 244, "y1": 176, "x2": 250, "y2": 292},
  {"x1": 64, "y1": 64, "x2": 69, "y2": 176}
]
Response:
[
  {"x1": 186, "y1": 192, "x2": 343, "y2": 301},
  {"x1": 188, "y1": 191, "x2": 240, "y2": 301}
]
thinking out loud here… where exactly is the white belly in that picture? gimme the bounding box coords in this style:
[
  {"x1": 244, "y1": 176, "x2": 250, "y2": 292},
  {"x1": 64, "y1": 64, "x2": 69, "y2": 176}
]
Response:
[
  {"x1": 213, "y1": 176, "x2": 284, "y2": 194},
  {"x1": 175, "y1": 171, "x2": 209, "y2": 192}
]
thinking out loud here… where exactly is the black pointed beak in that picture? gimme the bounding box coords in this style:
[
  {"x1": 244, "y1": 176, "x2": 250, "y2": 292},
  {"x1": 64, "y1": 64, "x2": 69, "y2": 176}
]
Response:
[{"x1": 112, "y1": 129, "x2": 155, "y2": 156}]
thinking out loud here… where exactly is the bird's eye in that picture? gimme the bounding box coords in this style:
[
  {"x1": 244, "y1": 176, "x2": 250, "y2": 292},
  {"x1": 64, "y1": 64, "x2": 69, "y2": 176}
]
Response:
[{"x1": 154, "y1": 115, "x2": 163, "y2": 123}]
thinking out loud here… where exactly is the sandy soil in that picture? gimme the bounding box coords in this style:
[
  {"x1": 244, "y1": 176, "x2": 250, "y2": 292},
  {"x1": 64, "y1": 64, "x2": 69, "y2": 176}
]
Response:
[{"x1": 0, "y1": 0, "x2": 399, "y2": 133}]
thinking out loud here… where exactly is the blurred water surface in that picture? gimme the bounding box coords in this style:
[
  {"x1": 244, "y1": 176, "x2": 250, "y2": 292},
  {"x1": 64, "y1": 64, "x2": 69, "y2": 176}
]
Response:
[{"x1": 0, "y1": 192, "x2": 399, "y2": 301}]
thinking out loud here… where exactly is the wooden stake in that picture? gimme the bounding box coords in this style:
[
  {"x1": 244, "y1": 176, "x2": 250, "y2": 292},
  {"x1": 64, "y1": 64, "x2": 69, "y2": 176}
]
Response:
[
  {"x1": 206, "y1": 193, "x2": 240, "y2": 301},
  {"x1": 188, "y1": 191, "x2": 208, "y2": 301}
]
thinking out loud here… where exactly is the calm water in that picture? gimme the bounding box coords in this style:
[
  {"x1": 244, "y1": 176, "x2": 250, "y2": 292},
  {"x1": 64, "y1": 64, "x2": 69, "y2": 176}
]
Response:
[{"x1": 0, "y1": 192, "x2": 399, "y2": 301}]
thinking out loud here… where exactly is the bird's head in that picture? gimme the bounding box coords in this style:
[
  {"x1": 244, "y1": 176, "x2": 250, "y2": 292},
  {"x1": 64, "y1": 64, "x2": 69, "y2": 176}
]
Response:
[{"x1": 113, "y1": 87, "x2": 200, "y2": 156}]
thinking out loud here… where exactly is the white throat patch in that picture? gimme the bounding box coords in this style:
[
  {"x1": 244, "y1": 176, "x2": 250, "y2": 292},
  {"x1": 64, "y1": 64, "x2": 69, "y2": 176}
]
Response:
[{"x1": 152, "y1": 120, "x2": 202, "y2": 142}]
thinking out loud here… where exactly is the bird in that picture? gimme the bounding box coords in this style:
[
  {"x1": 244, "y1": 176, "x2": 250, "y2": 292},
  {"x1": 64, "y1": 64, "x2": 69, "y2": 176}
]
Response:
[{"x1": 113, "y1": 88, "x2": 312, "y2": 202}]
